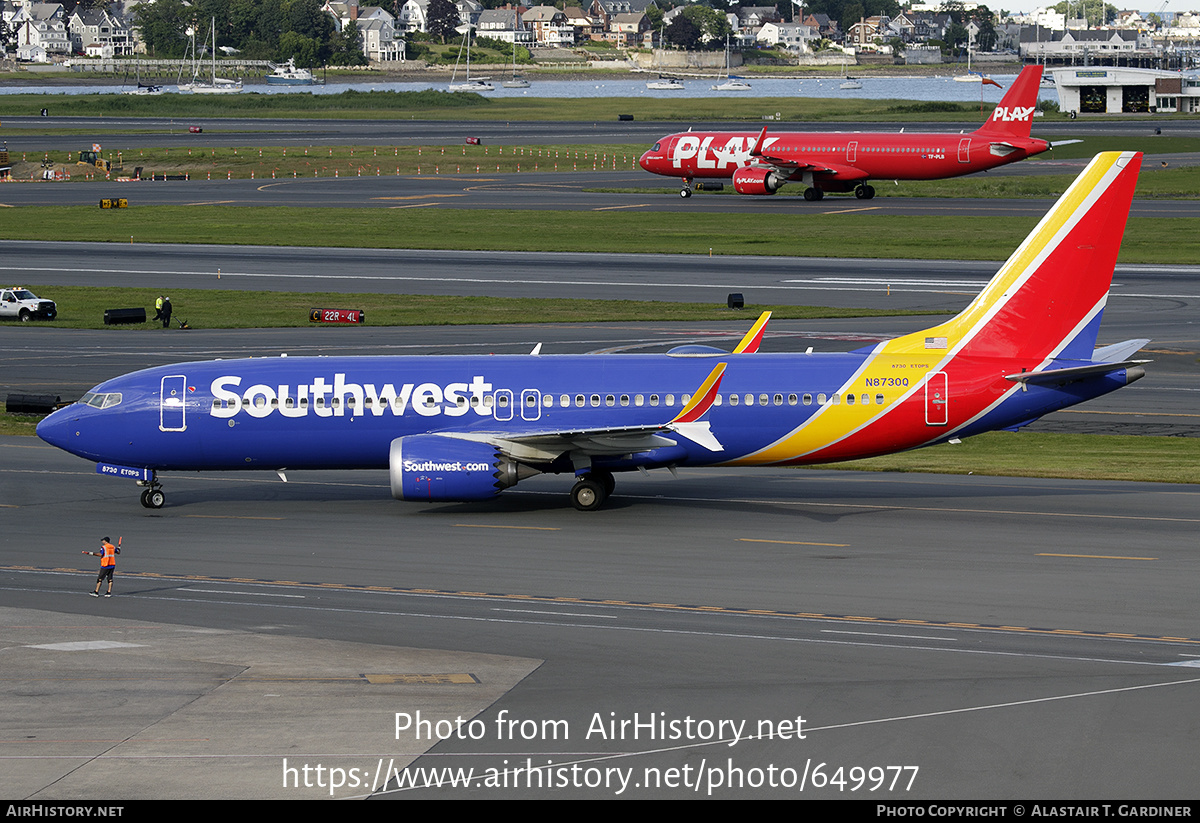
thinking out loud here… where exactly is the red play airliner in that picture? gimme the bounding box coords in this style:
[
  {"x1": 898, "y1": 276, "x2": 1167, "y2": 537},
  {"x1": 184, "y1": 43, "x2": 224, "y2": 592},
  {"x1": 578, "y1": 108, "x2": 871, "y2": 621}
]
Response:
[{"x1": 638, "y1": 65, "x2": 1049, "y2": 201}]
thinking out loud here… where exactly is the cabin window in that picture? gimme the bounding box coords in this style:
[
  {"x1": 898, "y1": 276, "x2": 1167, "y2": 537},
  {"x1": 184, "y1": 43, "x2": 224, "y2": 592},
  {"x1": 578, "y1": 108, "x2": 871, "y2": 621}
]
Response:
[
  {"x1": 635, "y1": 394, "x2": 644, "y2": 407},
  {"x1": 774, "y1": 394, "x2": 783, "y2": 406},
  {"x1": 803, "y1": 393, "x2": 812, "y2": 405},
  {"x1": 788, "y1": 394, "x2": 798, "y2": 406},
  {"x1": 543, "y1": 395, "x2": 553, "y2": 407},
  {"x1": 682, "y1": 394, "x2": 691, "y2": 406},
  {"x1": 876, "y1": 394, "x2": 885, "y2": 406},
  {"x1": 620, "y1": 394, "x2": 630, "y2": 407},
  {"x1": 846, "y1": 393, "x2": 855, "y2": 406},
  {"x1": 713, "y1": 394, "x2": 722, "y2": 406},
  {"x1": 861, "y1": 394, "x2": 870, "y2": 405},
  {"x1": 483, "y1": 395, "x2": 494, "y2": 408},
  {"x1": 665, "y1": 394, "x2": 675, "y2": 407},
  {"x1": 729, "y1": 394, "x2": 739, "y2": 406},
  {"x1": 817, "y1": 393, "x2": 827, "y2": 405},
  {"x1": 605, "y1": 394, "x2": 615, "y2": 407},
  {"x1": 832, "y1": 394, "x2": 841, "y2": 405},
  {"x1": 759, "y1": 394, "x2": 768, "y2": 406},
  {"x1": 575, "y1": 394, "x2": 585, "y2": 408},
  {"x1": 590, "y1": 394, "x2": 600, "y2": 407},
  {"x1": 560, "y1": 394, "x2": 570, "y2": 407},
  {"x1": 497, "y1": 395, "x2": 509, "y2": 408},
  {"x1": 649, "y1": 394, "x2": 660, "y2": 407}
]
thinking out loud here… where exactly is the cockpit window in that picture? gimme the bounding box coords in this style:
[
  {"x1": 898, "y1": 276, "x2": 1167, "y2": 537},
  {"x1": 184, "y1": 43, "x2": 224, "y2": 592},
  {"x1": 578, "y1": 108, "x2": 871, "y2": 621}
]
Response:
[
  {"x1": 651, "y1": 142, "x2": 661, "y2": 152},
  {"x1": 80, "y1": 391, "x2": 122, "y2": 409}
]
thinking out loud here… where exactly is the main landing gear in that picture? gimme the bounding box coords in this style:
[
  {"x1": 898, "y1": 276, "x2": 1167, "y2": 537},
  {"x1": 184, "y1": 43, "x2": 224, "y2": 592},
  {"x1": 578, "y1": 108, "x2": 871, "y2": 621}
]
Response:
[
  {"x1": 570, "y1": 470, "x2": 615, "y2": 511},
  {"x1": 137, "y1": 479, "x2": 165, "y2": 509},
  {"x1": 803, "y1": 187, "x2": 824, "y2": 201},
  {"x1": 854, "y1": 184, "x2": 876, "y2": 200}
]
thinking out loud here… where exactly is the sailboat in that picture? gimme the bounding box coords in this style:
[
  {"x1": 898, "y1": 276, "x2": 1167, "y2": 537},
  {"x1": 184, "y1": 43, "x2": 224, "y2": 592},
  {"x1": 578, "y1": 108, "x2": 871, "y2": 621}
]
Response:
[
  {"x1": 122, "y1": 61, "x2": 163, "y2": 95},
  {"x1": 449, "y1": 24, "x2": 493, "y2": 92},
  {"x1": 838, "y1": 54, "x2": 861, "y2": 89},
  {"x1": 712, "y1": 34, "x2": 750, "y2": 90},
  {"x1": 953, "y1": 46, "x2": 985, "y2": 82},
  {"x1": 178, "y1": 19, "x2": 243, "y2": 94},
  {"x1": 502, "y1": 10, "x2": 530, "y2": 88}
]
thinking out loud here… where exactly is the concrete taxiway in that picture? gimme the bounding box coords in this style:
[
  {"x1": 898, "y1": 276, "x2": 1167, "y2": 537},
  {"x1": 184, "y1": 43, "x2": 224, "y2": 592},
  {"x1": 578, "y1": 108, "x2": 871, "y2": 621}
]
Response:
[{"x1": 3, "y1": 437, "x2": 1200, "y2": 798}]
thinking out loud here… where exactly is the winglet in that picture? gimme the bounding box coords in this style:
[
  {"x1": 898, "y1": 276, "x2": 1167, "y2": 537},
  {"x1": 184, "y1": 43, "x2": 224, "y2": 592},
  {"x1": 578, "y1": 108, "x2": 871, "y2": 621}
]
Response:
[
  {"x1": 750, "y1": 125, "x2": 768, "y2": 157},
  {"x1": 670, "y1": 363, "x2": 726, "y2": 424},
  {"x1": 733, "y1": 311, "x2": 772, "y2": 354}
]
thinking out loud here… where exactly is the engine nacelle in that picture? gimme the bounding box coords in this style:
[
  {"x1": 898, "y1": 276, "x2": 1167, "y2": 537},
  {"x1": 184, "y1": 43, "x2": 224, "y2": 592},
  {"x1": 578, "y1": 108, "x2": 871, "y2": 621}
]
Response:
[
  {"x1": 732, "y1": 166, "x2": 785, "y2": 196},
  {"x1": 390, "y1": 434, "x2": 536, "y2": 502}
]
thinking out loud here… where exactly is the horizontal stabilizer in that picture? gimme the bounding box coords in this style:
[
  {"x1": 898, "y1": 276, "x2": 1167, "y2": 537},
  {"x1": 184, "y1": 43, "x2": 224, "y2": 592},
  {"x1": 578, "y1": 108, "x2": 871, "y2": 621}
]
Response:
[
  {"x1": 1094, "y1": 338, "x2": 1151, "y2": 363},
  {"x1": 1005, "y1": 360, "x2": 1149, "y2": 386}
]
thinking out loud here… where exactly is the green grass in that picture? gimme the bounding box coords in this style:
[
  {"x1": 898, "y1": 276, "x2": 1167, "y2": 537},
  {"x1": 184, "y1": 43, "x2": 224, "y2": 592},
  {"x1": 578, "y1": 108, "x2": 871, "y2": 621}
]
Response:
[
  {"x1": 820, "y1": 431, "x2": 1200, "y2": 485},
  {"x1": 5, "y1": 284, "x2": 934, "y2": 330},
  {"x1": 13, "y1": 143, "x2": 640, "y2": 181},
  {"x1": 893, "y1": 161, "x2": 1200, "y2": 199},
  {"x1": 2, "y1": 89, "x2": 1165, "y2": 124},
  {"x1": 2, "y1": 207, "x2": 1195, "y2": 264},
  {"x1": 0, "y1": 410, "x2": 42, "y2": 437}
]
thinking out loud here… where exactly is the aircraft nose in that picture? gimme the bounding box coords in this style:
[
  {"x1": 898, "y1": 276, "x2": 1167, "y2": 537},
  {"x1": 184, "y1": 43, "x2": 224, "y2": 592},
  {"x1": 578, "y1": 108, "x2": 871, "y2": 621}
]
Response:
[
  {"x1": 638, "y1": 151, "x2": 653, "y2": 172},
  {"x1": 36, "y1": 407, "x2": 76, "y2": 452}
]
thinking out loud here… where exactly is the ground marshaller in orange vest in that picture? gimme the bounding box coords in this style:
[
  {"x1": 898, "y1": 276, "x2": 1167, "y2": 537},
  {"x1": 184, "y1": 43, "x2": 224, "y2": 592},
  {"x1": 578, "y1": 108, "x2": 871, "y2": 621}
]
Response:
[{"x1": 84, "y1": 536, "x2": 121, "y2": 598}]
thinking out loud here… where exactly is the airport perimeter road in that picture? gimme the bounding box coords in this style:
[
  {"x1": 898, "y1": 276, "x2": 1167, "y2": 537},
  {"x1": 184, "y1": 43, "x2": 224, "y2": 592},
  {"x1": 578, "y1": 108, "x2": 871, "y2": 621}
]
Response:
[
  {"x1": 4, "y1": 115, "x2": 1197, "y2": 152},
  {"x1": 2, "y1": 437, "x2": 1200, "y2": 799},
  {"x1": 5, "y1": 239, "x2": 1200, "y2": 310},
  {"x1": 2, "y1": 170, "x2": 1199, "y2": 217}
]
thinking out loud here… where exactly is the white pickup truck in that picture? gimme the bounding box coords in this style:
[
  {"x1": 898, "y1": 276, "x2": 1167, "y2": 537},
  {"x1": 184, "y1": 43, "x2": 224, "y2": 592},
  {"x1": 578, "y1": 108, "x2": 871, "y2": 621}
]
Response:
[{"x1": 0, "y1": 288, "x2": 57, "y2": 321}]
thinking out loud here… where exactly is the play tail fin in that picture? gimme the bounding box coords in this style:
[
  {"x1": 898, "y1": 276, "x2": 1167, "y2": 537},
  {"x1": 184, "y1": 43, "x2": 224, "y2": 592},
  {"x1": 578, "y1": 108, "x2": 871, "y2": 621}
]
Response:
[
  {"x1": 972, "y1": 64, "x2": 1042, "y2": 141},
  {"x1": 883, "y1": 151, "x2": 1142, "y2": 363}
]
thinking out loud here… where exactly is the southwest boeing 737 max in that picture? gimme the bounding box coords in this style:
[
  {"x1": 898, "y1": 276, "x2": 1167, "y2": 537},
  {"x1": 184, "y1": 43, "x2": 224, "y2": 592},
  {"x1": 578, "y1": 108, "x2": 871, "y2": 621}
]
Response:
[
  {"x1": 38, "y1": 152, "x2": 1147, "y2": 511},
  {"x1": 639, "y1": 65, "x2": 1049, "y2": 200}
]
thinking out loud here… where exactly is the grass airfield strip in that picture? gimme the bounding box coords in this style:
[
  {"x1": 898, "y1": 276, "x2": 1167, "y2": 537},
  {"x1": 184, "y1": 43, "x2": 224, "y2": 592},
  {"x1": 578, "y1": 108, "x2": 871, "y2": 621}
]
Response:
[
  {"x1": 2, "y1": 207, "x2": 1195, "y2": 264},
  {"x1": 0, "y1": 285, "x2": 928, "y2": 329},
  {"x1": 0, "y1": 90, "x2": 1068, "y2": 122}
]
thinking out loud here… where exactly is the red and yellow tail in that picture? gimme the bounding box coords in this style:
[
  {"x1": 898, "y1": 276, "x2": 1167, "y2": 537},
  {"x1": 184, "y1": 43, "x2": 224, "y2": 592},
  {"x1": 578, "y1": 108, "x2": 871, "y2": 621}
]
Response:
[
  {"x1": 737, "y1": 151, "x2": 1142, "y2": 466},
  {"x1": 886, "y1": 151, "x2": 1141, "y2": 362}
]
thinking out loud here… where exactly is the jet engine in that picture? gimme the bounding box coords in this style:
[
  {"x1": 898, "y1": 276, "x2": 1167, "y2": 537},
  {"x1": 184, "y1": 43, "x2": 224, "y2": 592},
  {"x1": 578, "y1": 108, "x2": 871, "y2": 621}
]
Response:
[
  {"x1": 732, "y1": 167, "x2": 785, "y2": 196},
  {"x1": 389, "y1": 434, "x2": 538, "y2": 502}
]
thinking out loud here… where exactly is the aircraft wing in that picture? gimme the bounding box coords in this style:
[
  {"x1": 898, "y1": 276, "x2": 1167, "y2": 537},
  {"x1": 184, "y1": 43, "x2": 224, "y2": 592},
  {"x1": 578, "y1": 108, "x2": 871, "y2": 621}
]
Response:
[
  {"x1": 442, "y1": 363, "x2": 729, "y2": 463},
  {"x1": 749, "y1": 126, "x2": 869, "y2": 182}
]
